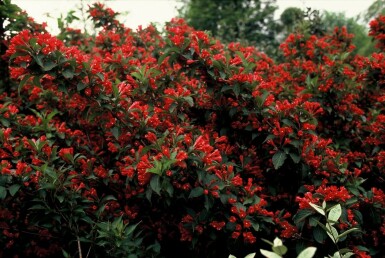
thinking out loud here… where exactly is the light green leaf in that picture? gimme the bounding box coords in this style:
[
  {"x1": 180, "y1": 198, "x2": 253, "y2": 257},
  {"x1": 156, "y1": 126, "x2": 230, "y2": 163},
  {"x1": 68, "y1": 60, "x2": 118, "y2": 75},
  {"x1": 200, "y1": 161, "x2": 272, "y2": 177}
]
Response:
[
  {"x1": 297, "y1": 247, "x2": 317, "y2": 258},
  {"x1": 328, "y1": 204, "x2": 342, "y2": 224},
  {"x1": 245, "y1": 253, "x2": 256, "y2": 258},
  {"x1": 261, "y1": 238, "x2": 274, "y2": 246},
  {"x1": 331, "y1": 251, "x2": 342, "y2": 258},
  {"x1": 309, "y1": 202, "x2": 325, "y2": 216},
  {"x1": 260, "y1": 249, "x2": 281, "y2": 258},
  {"x1": 326, "y1": 224, "x2": 339, "y2": 243},
  {"x1": 272, "y1": 245, "x2": 287, "y2": 256},
  {"x1": 342, "y1": 252, "x2": 354, "y2": 258},
  {"x1": 273, "y1": 237, "x2": 283, "y2": 247}
]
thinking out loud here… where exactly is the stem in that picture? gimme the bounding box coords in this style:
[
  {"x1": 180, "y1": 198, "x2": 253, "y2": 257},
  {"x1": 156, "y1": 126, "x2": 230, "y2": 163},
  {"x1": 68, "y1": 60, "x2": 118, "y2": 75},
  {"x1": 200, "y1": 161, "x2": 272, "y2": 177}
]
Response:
[
  {"x1": 85, "y1": 245, "x2": 92, "y2": 258},
  {"x1": 325, "y1": 219, "x2": 342, "y2": 258},
  {"x1": 77, "y1": 236, "x2": 83, "y2": 258}
]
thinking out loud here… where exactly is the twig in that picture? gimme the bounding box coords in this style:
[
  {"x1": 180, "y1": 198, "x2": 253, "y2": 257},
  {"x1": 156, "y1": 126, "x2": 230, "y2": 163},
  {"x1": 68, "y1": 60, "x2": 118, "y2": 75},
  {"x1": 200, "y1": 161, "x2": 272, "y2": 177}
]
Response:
[{"x1": 77, "y1": 236, "x2": 83, "y2": 258}]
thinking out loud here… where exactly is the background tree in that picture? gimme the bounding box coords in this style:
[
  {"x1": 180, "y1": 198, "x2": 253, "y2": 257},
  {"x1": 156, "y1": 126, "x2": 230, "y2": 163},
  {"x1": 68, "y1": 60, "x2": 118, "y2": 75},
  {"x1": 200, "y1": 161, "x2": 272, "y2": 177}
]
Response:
[
  {"x1": 0, "y1": 0, "x2": 47, "y2": 91},
  {"x1": 321, "y1": 11, "x2": 375, "y2": 56},
  {"x1": 178, "y1": 0, "x2": 280, "y2": 54},
  {"x1": 361, "y1": 0, "x2": 385, "y2": 23},
  {"x1": 279, "y1": 7, "x2": 375, "y2": 57},
  {"x1": 280, "y1": 7, "x2": 303, "y2": 34}
]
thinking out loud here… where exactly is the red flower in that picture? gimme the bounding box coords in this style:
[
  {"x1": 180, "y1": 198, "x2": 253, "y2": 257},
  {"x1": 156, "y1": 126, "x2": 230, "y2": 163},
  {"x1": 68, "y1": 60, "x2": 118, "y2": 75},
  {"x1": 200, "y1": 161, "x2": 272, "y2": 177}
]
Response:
[
  {"x1": 137, "y1": 155, "x2": 152, "y2": 186},
  {"x1": 58, "y1": 147, "x2": 74, "y2": 162},
  {"x1": 315, "y1": 185, "x2": 351, "y2": 202}
]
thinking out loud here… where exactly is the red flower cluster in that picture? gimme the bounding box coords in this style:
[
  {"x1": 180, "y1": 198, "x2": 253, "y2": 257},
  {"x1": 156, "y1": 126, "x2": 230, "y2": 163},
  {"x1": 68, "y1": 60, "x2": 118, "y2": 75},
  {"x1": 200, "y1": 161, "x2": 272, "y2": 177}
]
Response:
[{"x1": 2, "y1": 3, "x2": 385, "y2": 258}]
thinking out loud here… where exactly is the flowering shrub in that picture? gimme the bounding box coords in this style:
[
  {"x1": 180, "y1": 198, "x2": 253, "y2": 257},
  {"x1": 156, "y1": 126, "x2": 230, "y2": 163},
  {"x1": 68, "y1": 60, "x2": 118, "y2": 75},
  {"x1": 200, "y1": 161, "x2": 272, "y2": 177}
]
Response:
[{"x1": 1, "y1": 2, "x2": 385, "y2": 257}]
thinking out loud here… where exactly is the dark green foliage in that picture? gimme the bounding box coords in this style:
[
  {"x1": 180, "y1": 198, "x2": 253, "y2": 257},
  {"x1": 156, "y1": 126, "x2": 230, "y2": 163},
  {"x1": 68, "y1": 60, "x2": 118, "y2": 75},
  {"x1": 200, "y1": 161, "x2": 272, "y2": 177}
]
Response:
[{"x1": 179, "y1": 0, "x2": 280, "y2": 54}]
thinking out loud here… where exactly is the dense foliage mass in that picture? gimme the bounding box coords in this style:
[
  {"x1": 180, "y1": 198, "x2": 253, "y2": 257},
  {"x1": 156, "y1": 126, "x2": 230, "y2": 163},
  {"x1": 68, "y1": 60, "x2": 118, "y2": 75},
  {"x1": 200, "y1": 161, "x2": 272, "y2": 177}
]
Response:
[
  {"x1": 178, "y1": 0, "x2": 280, "y2": 55},
  {"x1": 1, "y1": 2, "x2": 385, "y2": 257}
]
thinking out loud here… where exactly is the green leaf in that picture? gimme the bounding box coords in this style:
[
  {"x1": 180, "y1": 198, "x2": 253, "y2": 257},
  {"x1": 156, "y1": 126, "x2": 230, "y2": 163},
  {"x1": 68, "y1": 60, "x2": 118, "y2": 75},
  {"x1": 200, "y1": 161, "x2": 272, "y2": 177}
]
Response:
[
  {"x1": 313, "y1": 226, "x2": 326, "y2": 244},
  {"x1": 111, "y1": 127, "x2": 120, "y2": 140},
  {"x1": 204, "y1": 195, "x2": 214, "y2": 210},
  {"x1": 245, "y1": 253, "x2": 256, "y2": 258},
  {"x1": 95, "y1": 72, "x2": 104, "y2": 81},
  {"x1": 33, "y1": 75, "x2": 42, "y2": 87},
  {"x1": 293, "y1": 209, "x2": 314, "y2": 224},
  {"x1": 63, "y1": 68, "x2": 74, "y2": 79},
  {"x1": 9, "y1": 50, "x2": 29, "y2": 61},
  {"x1": 309, "y1": 202, "x2": 325, "y2": 216},
  {"x1": 272, "y1": 151, "x2": 287, "y2": 170},
  {"x1": 164, "y1": 181, "x2": 174, "y2": 196},
  {"x1": 297, "y1": 247, "x2": 317, "y2": 258},
  {"x1": 254, "y1": 90, "x2": 269, "y2": 107},
  {"x1": 331, "y1": 251, "x2": 341, "y2": 258},
  {"x1": 150, "y1": 176, "x2": 161, "y2": 195},
  {"x1": 147, "y1": 160, "x2": 162, "y2": 175},
  {"x1": 325, "y1": 224, "x2": 339, "y2": 243},
  {"x1": 0, "y1": 186, "x2": 7, "y2": 199},
  {"x1": 272, "y1": 238, "x2": 287, "y2": 255},
  {"x1": 260, "y1": 249, "x2": 281, "y2": 258},
  {"x1": 42, "y1": 60, "x2": 57, "y2": 71},
  {"x1": 8, "y1": 184, "x2": 20, "y2": 196},
  {"x1": 18, "y1": 74, "x2": 32, "y2": 95},
  {"x1": 251, "y1": 221, "x2": 259, "y2": 231},
  {"x1": 0, "y1": 117, "x2": 10, "y2": 127},
  {"x1": 273, "y1": 237, "x2": 283, "y2": 247},
  {"x1": 125, "y1": 222, "x2": 139, "y2": 236},
  {"x1": 34, "y1": 54, "x2": 44, "y2": 67},
  {"x1": 112, "y1": 83, "x2": 119, "y2": 98},
  {"x1": 57, "y1": 195, "x2": 65, "y2": 203},
  {"x1": 221, "y1": 85, "x2": 233, "y2": 93},
  {"x1": 328, "y1": 204, "x2": 342, "y2": 224},
  {"x1": 342, "y1": 252, "x2": 354, "y2": 258},
  {"x1": 272, "y1": 245, "x2": 287, "y2": 256},
  {"x1": 261, "y1": 238, "x2": 274, "y2": 246},
  {"x1": 337, "y1": 228, "x2": 359, "y2": 241},
  {"x1": 28, "y1": 204, "x2": 46, "y2": 210},
  {"x1": 289, "y1": 152, "x2": 301, "y2": 164},
  {"x1": 184, "y1": 96, "x2": 194, "y2": 107},
  {"x1": 233, "y1": 84, "x2": 240, "y2": 98},
  {"x1": 131, "y1": 71, "x2": 143, "y2": 81},
  {"x1": 62, "y1": 249, "x2": 70, "y2": 258},
  {"x1": 158, "y1": 47, "x2": 179, "y2": 65},
  {"x1": 189, "y1": 187, "x2": 204, "y2": 198},
  {"x1": 101, "y1": 195, "x2": 117, "y2": 202},
  {"x1": 77, "y1": 82, "x2": 87, "y2": 91}
]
